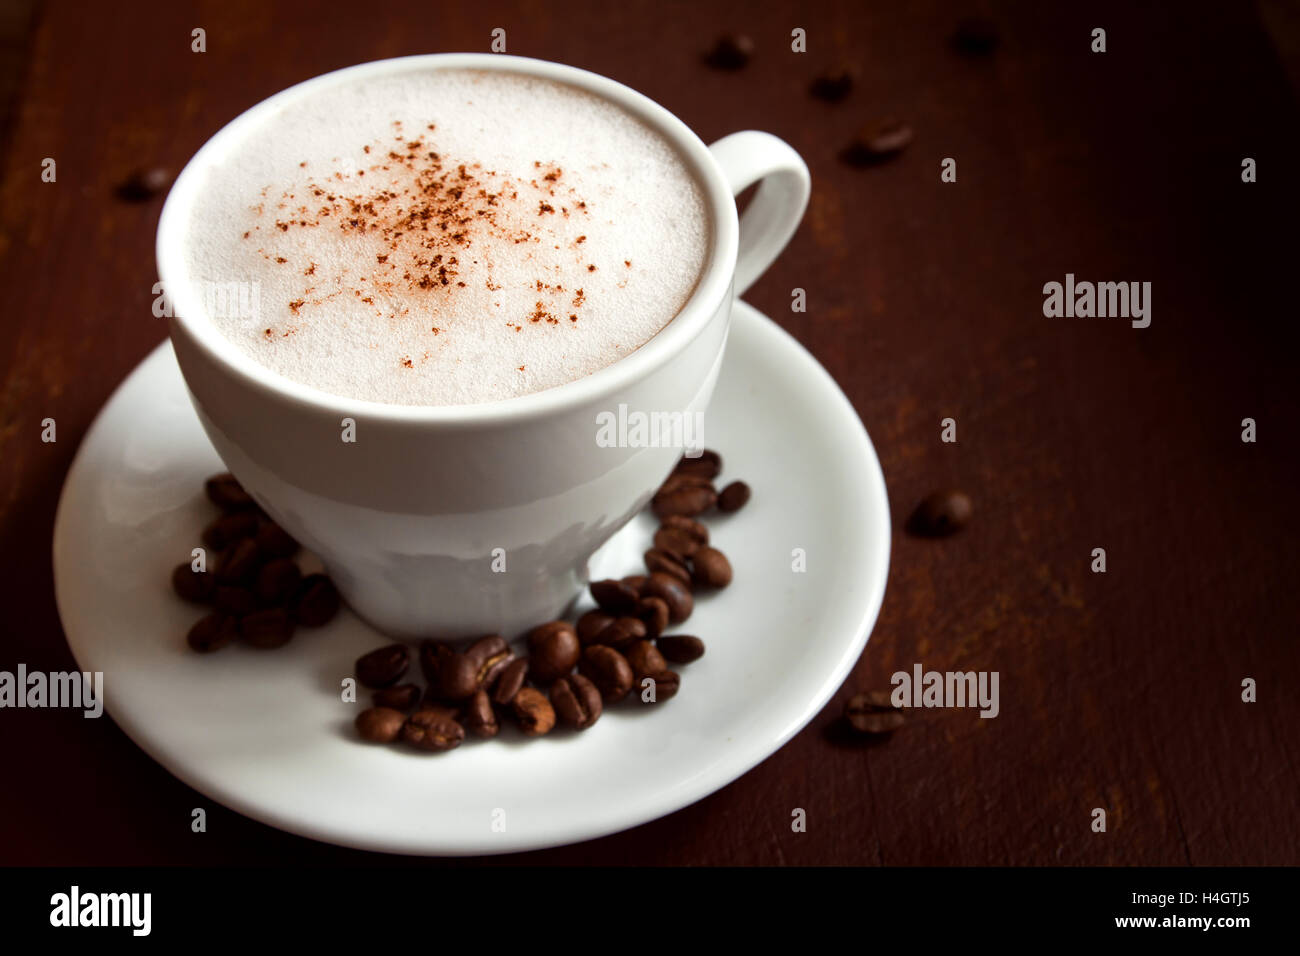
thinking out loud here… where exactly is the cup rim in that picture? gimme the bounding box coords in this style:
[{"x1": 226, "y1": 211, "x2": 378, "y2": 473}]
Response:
[{"x1": 157, "y1": 53, "x2": 737, "y2": 426}]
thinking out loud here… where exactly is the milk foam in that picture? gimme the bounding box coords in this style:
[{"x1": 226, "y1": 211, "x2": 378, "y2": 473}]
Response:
[{"x1": 181, "y1": 68, "x2": 710, "y2": 406}]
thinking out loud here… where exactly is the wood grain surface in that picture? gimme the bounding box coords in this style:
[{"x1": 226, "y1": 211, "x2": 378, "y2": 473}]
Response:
[{"x1": 1, "y1": 0, "x2": 1297, "y2": 865}]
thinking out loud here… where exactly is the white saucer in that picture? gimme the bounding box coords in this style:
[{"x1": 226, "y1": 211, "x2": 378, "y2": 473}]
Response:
[{"x1": 52, "y1": 300, "x2": 890, "y2": 856}]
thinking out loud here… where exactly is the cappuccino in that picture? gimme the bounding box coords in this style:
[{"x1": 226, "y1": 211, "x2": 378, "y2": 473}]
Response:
[{"x1": 181, "y1": 67, "x2": 710, "y2": 406}]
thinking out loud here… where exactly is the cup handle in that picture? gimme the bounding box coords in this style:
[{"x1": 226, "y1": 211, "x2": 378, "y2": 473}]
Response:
[{"x1": 708, "y1": 131, "x2": 811, "y2": 298}]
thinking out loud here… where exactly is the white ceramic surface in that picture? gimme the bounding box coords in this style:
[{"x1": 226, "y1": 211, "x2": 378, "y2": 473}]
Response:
[
  {"x1": 159, "y1": 53, "x2": 811, "y2": 639},
  {"x1": 52, "y1": 300, "x2": 889, "y2": 856}
]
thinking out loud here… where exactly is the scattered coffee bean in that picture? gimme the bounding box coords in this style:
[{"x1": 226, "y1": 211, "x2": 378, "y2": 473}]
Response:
[
  {"x1": 292, "y1": 574, "x2": 339, "y2": 626},
  {"x1": 512, "y1": 686, "x2": 556, "y2": 736},
  {"x1": 590, "y1": 578, "x2": 640, "y2": 614},
  {"x1": 953, "y1": 17, "x2": 999, "y2": 55},
  {"x1": 624, "y1": 639, "x2": 668, "y2": 680},
  {"x1": 845, "y1": 691, "x2": 905, "y2": 734},
  {"x1": 255, "y1": 558, "x2": 301, "y2": 605},
  {"x1": 201, "y1": 511, "x2": 259, "y2": 551},
  {"x1": 592, "y1": 615, "x2": 646, "y2": 650},
  {"x1": 186, "y1": 612, "x2": 237, "y2": 652},
  {"x1": 372, "y1": 683, "x2": 421, "y2": 710},
  {"x1": 465, "y1": 634, "x2": 513, "y2": 688},
  {"x1": 215, "y1": 538, "x2": 262, "y2": 585},
  {"x1": 204, "y1": 473, "x2": 258, "y2": 512},
  {"x1": 643, "y1": 669, "x2": 680, "y2": 701},
  {"x1": 526, "y1": 621, "x2": 580, "y2": 682},
  {"x1": 641, "y1": 572, "x2": 693, "y2": 623},
  {"x1": 116, "y1": 166, "x2": 171, "y2": 202},
  {"x1": 356, "y1": 706, "x2": 406, "y2": 743},
  {"x1": 691, "y1": 546, "x2": 733, "y2": 589},
  {"x1": 253, "y1": 521, "x2": 298, "y2": 558},
  {"x1": 644, "y1": 547, "x2": 691, "y2": 586},
  {"x1": 240, "y1": 607, "x2": 294, "y2": 649},
  {"x1": 810, "y1": 66, "x2": 856, "y2": 102},
  {"x1": 579, "y1": 645, "x2": 635, "y2": 703},
  {"x1": 213, "y1": 585, "x2": 256, "y2": 617},
  {"x1": 717, "y1": 480, "x2": 751, "y2": 513},
  {"x1": 704, "y1": 34, "x2": 753, "y2": 70},
  {"x1": 672, "y1": 449, "x2": 723, "y2": 481},
  {"x1": 418, "y1": 640, "x2": 452, "y2": 684},
  {"x1": 355, "y1": 643, "x2": 410, "y2": 688},
  {"x1": 550, "y1": 673, "x2": 602, "y2": 729},
  {"x1": 402, "y1": 708, "x2": 465, "y2": 751},
  {"x1": 654, "y1": 515, "x2": 708, "y2": 557},
  {"x1": 842, "y1": 118, "x2": 914, "y2": 166},
  {"x1": 635, "y1": 596, "x2": 670, "y2": 638},
  {"x1": 576, "y1": 609, "x2": 616, "y2": 645},
  {"x1": 172, "y1": 563, "x2": 214, "y2": 603},
  {"x1": 651, "y1": 476, "x2": 717, "y2": 519},
  {"x1": 492, "y1": 657, "x2": 529, "y2": 705},
  {"x1": 462, "y1": 689, "x2": 500, "y2": 738},
  {"x1": 656, "y1": 634, "x2": 705, "y2": 664},
  {"x1": 906, "y1": 489, "x2": 972, "y2": 537}
]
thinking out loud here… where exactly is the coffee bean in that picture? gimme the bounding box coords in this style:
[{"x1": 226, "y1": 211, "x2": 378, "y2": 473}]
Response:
[
  {"x1": 216, "y1": 538, "x2": 262, "y2": 585},
  {"x1": 292, "y1": 574, "x2": 339, "y2": 626},
  {"x1": 625, "y1": 640, "x2": 668, "y2": 681},
  {"x1": 651, "y1": 477, "x2": 716, "y2": 519},
  {"x1": 437, "y1": 652, "x2": 478, "y2": 701},
  {"x1": 579, "y1": 645, "x2": 635, "y2": 703},
  {"x1": 643, "y1": 669, "x2": 680, "y2": 701},
  {"x1": 704, "y1": 34, "x2": 753, "y2": 70},
  {"x1": 240, "y1": 607, "x2": 294, "y2": 648},
  {"x1": 653, "y1": 515, "x2": 708, "y2": 557},
  {"x1": 491, "y1": 657, "x2": 529, "y2": 705},
  {"x1": 691, "y1": 546, "x2": 733, "y2": 589},
  {"x1": 644, "y1": 547, "x2": 691, "y2": 586},
  {"x1": 172, "y1": 563, "x2": 214, "y2": 603},
  {"x1": 842, "y1": 118, "x2": 913, "y2": 166},
  {"x1": 465, "y1": 634, "x2": 513, "y2": 688},
  {"x1": 635, "y1": 596, "x2": 670, "y2": 638},
  {"x1": 355, "y1": 643, "x2": 410, "y2": 688},
  {"x1": 255, "y1": 558, "x2": 301, "y2": 605},
  {"x1": 201, "y1": 512, "x2": 259, "y2": 551},
  {"x1": 462, "y1": 689, "x2": 500, "y2": 738},
  {"x1": 592, "y1": 615, "x2": 646, "y2": 650},
  {"x1": 402, "y1": 709, "x2": 465, "y2": 751},
  {"x1": 656, "y1": 634, "x2": 705, "y2": 664},
  {"x1": 356, "y1": 706, "x2": 406, "y2": 743},
  {"x1": 254, "y1": 521, "x2": 299, "y2": 558},
  {"x1": 418, "y1": 640, "x2": 452, "y2": 683},
  {"x1": 672, "y1": 449, "x2": 723, "y2": 481},
  {"x1": 116, "y1": 166, "x2": 171, "y2": 201},
  {"x1": 576, "y1": 610, "x2": 616, "y2": 645},
  {"x1": 213, "y1": 585, "x2": 256, "y2": 617},
  {"x1": 186, "y1": 612, "x2": 237, "y2": 652},
  {"x1": 717, "y1": 480, "x2": 751, "y2": 513},
  {"x1": 204, "y1": 472, "x2": 258, "y2": 512},
  {"x1": 810, "y1": 66, "x2": 856, "y2": 102},
  {"x1": 512, "y1": 686, "x2": 556, "y2": 736},
  {"x1": 372, "y1": 683, "x2": 421, "y2": 710},
  {"x1": 845, "y1": 691, "x2": 905, "y2": 734},
  {"x1": 953, "y1": 17, "x2": 999, "y2": 55},
  {"x1": 641, "y1": 572, "x2": 693, "y2": 623},
  {"x1": 550, "y1": 674, "x2": 602, "y2": 729},
  {"x1": 526, "y1": 621, "x2": 580, "y2": 682},
  {"x1": 621, "y1": 574, "x2": 647, "y2": 595},
  {"x1": 906, "y1": 489, "x2": 972, "y2": 537},
  {"x1": 590, "y1": 578, "x2": 640, "y2": 614}
]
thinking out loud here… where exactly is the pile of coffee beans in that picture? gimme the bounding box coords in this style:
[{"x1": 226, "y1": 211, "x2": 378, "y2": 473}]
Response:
[
  {"x1": 171, "y1": 473, "x2": 340, "y2": 652},
  {"x1": 355, "y1": 450, "x2": 749, "y2": 751}
]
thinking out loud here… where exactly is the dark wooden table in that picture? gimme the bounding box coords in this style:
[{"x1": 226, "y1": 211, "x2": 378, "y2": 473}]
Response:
[{"x1": 2, "y1": 0, "x2": 1297, "y2": 866}]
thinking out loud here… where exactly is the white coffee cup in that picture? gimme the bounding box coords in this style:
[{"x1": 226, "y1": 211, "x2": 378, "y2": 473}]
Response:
[{"x1": 158, "y1": 53, "x2": 809, "y2": 640}]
